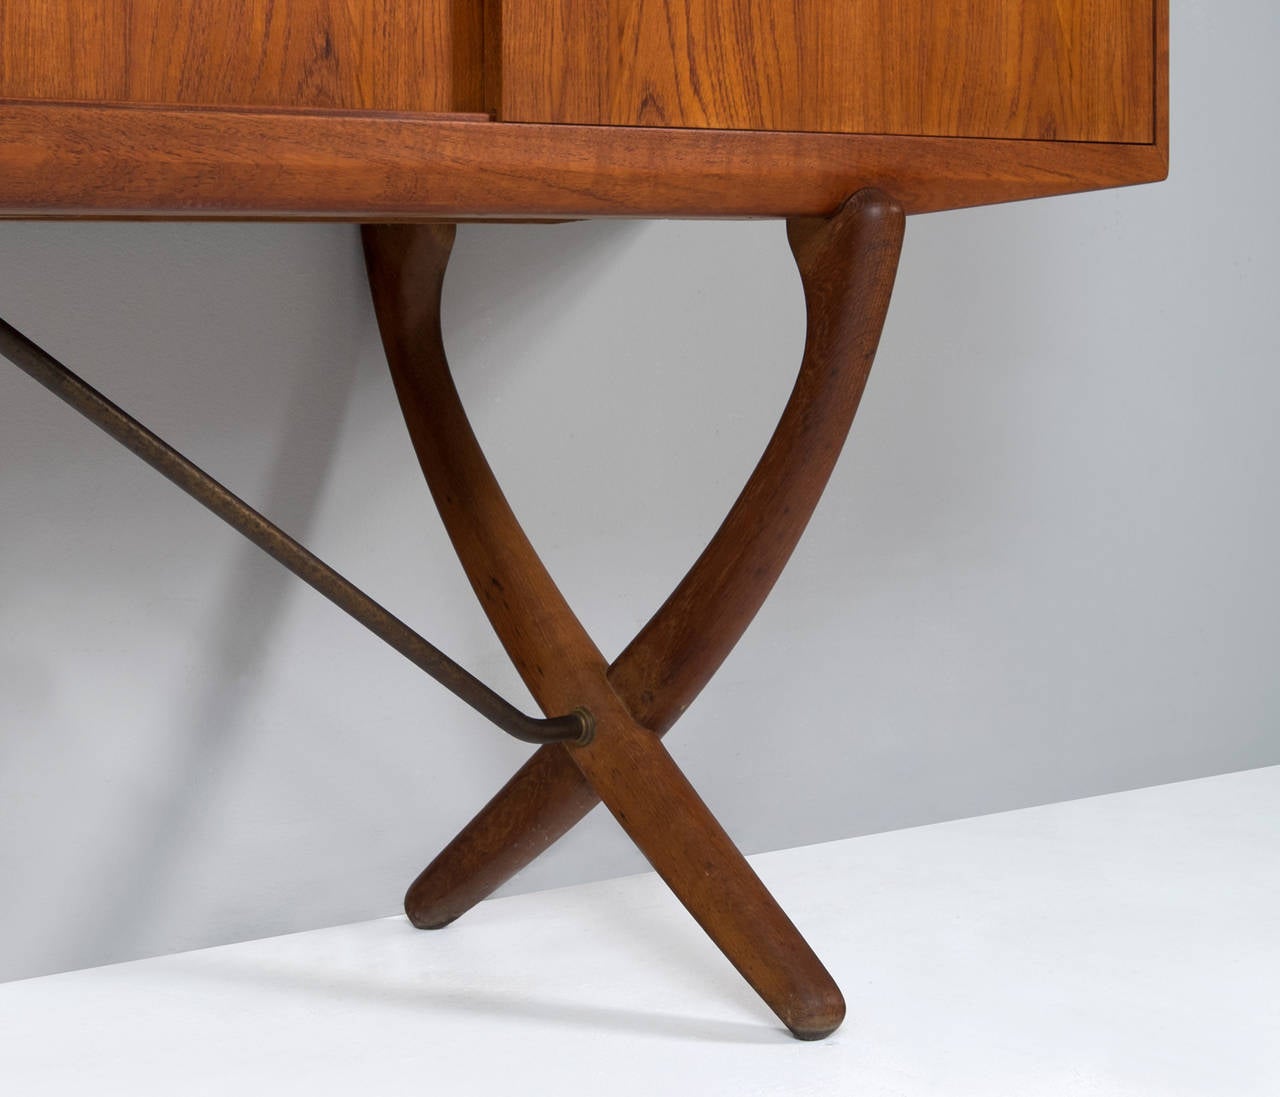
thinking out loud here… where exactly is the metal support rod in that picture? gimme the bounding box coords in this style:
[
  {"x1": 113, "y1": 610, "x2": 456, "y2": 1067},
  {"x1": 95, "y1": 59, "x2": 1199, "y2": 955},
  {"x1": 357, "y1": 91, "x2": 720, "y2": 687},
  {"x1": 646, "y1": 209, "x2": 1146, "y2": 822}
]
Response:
[{"x1": 0, "y1": 317, "x2": 592, "y2": 747}]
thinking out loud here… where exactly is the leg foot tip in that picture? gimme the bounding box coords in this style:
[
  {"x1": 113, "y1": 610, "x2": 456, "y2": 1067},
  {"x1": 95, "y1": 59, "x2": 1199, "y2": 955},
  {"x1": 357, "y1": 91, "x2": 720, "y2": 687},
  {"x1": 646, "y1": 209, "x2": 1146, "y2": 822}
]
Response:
[
  {"x1": 783, "y1": 987, "x2": 846, "y2": 1041},
  {"x1": 404, "y1": 890, "x2": 461, "y2": 931},
  {"x1": 788, "y1": 1021, "x2": 843, "y2": 1041},
  {"x1": 405, "y1": 912, "x2": 458, "y2": 931}
]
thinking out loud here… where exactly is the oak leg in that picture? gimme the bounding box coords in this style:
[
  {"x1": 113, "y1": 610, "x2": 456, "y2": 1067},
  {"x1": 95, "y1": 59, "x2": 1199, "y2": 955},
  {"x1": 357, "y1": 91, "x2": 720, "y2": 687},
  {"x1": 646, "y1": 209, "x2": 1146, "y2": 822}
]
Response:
[{"x1": 363, "y1": 189, "x2": 904, "y2": 1039}]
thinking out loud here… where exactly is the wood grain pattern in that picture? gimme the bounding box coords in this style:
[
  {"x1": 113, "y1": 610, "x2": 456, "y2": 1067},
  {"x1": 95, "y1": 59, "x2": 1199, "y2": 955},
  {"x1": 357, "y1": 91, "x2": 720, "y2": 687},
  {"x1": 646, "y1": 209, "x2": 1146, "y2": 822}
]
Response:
[
  {"x1": 361, "y1": 211, "x2": 909, "y2": 1037},
  {"x1": 0, "y1": 104, "x2": 1167, "y2": 221},
  {"x1": 500, "y1": 0, "x2": 1155, "y2": 143},
  {"x1": 0, "y1": 1, "x2": 481, "y2": 112},
  {"x1": 399, "y1": 191, "x2": 906, "y2": 935}
]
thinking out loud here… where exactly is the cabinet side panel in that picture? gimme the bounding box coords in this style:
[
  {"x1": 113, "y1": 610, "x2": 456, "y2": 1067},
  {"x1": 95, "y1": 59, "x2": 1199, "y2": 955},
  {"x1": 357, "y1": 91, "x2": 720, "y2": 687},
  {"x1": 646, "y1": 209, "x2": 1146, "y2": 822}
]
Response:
[
  {"x1": 500, "y1": 0, "x2": 1155, "y2": 143},
  {"x1": 0, "y1": 1, "x2": 483, "y2": 113}
]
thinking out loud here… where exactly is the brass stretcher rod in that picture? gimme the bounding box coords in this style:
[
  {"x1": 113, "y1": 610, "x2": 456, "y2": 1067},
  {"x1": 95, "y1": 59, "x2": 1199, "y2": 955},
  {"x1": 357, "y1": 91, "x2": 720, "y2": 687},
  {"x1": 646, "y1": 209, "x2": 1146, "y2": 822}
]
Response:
[{"x1": 0, "y1": 317, "x2": 592, "y2": 748}]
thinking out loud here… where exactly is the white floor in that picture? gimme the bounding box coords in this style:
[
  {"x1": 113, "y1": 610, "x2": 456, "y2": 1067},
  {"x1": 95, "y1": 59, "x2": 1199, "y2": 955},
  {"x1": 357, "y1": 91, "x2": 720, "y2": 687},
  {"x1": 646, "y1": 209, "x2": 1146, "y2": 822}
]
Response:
[{"x1": 2, "y1": 767, "x2": 1276, "y2": 1096}]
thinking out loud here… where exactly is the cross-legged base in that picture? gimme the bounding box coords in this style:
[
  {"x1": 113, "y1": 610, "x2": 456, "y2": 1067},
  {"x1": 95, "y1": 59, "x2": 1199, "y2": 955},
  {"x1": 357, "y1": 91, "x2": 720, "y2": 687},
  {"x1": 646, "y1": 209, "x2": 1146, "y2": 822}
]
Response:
[{"x1": 363, "y1": 190, "x2": 905, "y2": 1040}]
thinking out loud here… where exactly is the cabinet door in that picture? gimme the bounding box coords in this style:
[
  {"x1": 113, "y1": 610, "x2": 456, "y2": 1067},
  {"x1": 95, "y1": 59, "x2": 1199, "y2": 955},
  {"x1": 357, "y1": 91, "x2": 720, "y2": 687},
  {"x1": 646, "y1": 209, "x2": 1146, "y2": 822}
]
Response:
[
  {"x1": 498, "y1": 0, "x2": 1155, "y2": 143},
  {"x1": 0, "y1": 1, "x2": 484, "y2": 113}
]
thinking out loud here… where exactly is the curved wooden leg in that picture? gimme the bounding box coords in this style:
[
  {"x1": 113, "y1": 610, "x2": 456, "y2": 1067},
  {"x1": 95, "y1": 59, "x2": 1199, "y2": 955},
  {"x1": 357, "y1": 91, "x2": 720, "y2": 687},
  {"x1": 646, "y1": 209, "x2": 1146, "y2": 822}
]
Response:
[
  {"x1": 614, "y1": 191, "x2": 906, "y2": 730},
  {"x1": 363, "y1": 189, "x2": 904, "y2": 1039}
]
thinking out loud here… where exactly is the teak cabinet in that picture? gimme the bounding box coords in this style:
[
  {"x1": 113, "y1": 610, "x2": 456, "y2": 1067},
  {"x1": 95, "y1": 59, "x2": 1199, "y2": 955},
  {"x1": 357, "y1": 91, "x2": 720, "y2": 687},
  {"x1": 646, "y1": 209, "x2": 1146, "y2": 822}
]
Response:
[
  {"x1": 0, "y1": 0, "x2": 1166, "y2": 218},
  {"x1": 0, "y1": 0, "x2": 1168, "y2": 1044}
]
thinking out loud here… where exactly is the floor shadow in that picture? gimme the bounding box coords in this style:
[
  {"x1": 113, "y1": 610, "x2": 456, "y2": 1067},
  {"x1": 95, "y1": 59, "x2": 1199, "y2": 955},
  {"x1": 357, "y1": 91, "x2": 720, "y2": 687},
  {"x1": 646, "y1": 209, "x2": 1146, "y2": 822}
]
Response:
[{"x1": 170, "y1": 951, "x2": 789, "y2": 1046}]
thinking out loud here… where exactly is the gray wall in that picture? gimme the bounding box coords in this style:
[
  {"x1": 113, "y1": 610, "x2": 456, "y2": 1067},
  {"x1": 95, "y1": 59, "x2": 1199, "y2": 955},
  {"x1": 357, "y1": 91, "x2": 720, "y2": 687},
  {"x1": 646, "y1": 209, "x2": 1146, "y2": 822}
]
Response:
[{"x1": 2, "y1": 1, "x2": 1276, "y2": 983}]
